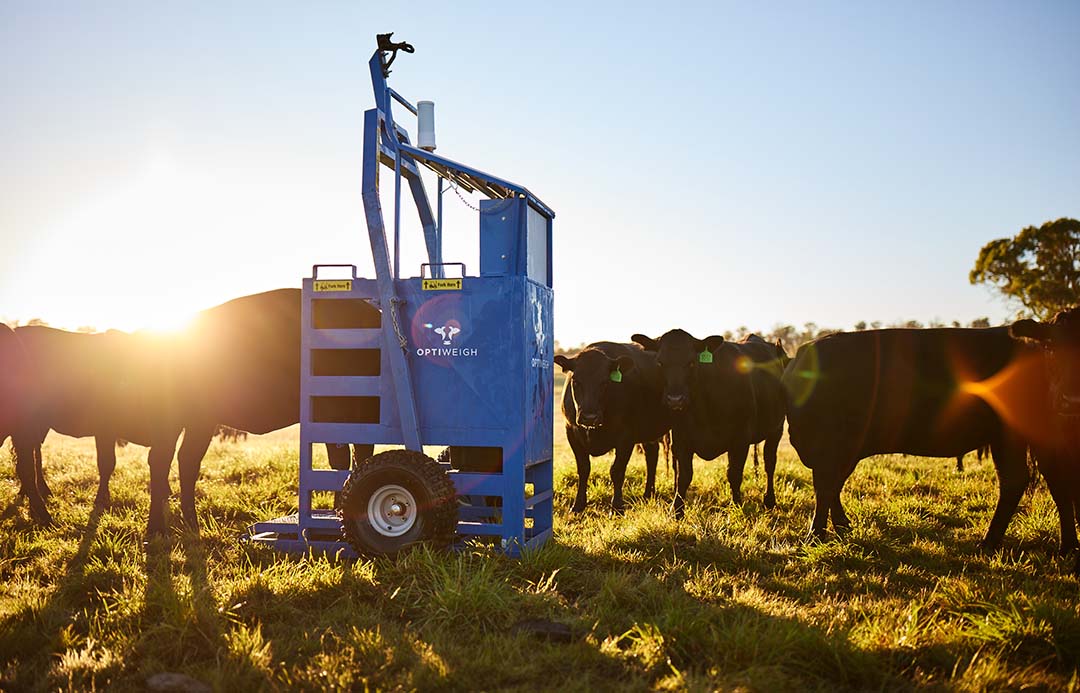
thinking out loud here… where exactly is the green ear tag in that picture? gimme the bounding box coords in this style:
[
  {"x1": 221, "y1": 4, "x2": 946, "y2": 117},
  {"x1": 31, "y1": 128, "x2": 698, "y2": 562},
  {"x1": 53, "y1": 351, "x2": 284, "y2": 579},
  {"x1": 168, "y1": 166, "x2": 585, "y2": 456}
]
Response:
[
  {"x1": 699, "y1": 350, "x2": 713, "y2": 364},
  {"x1": 610, "y1": 368, "x2": 623, "y2": 383}
]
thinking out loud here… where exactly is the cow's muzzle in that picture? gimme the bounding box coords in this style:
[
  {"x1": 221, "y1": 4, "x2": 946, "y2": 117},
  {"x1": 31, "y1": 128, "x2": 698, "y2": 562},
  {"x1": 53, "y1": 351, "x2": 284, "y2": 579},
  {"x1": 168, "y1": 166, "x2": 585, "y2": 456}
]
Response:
[
  {"x1": 577, "y1": 412, "x2": 603, "y2": 429},
  {"x1": 664, "y1": 394, "x2": 689, "y2": 411}
]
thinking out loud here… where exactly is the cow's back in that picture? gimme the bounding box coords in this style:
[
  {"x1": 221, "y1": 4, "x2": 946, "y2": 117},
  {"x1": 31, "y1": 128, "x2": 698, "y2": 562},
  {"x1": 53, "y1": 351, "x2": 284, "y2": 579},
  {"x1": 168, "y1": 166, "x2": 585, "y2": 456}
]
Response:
[
  {"x1": 783, "y1": 328, "x2": 1046, "y2": 461},
  {"x1": 175, "y1": 288, "x2": 305, "y2": 433},
  {"x1": 13, "y1": 326, "x2": 170, "y2": 443}
]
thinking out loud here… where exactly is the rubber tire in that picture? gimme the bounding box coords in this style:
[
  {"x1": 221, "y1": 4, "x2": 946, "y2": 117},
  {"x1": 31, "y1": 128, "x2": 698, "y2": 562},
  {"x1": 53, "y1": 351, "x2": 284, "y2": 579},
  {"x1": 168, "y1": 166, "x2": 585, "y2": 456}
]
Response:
[{"x1": 339, "y1": 449, "x2": 457, "y2": 557}]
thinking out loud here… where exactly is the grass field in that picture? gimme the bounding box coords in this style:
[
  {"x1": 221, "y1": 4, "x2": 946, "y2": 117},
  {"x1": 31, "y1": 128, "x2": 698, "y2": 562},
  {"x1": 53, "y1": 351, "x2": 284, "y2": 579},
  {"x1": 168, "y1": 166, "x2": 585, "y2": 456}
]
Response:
[{"x1": 2, "y1": 384, "x2": 1079, "y2": 691}]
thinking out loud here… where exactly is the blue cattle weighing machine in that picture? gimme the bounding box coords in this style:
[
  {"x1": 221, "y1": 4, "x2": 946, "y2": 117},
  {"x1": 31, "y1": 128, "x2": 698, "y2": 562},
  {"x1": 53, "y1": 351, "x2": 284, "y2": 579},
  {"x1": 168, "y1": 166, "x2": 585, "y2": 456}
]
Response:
[{"x1": 246, "y1": 34, "x2": 555, "y2": 557}]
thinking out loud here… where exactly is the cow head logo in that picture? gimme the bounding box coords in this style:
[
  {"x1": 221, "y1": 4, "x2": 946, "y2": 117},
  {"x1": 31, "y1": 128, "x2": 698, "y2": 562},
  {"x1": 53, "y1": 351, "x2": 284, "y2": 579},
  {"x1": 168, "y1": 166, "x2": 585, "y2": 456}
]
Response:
[{"x1": 429, "y1": 322, "x2": 461, "y2": 345}]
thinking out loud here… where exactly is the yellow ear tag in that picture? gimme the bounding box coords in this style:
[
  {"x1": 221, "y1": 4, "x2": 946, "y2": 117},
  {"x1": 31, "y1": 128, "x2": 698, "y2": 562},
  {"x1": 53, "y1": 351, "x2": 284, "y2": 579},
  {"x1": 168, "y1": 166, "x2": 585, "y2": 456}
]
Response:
[
  {"x1": 609, "y1": 368, "x2": 622, "y2": 383},
  {"x1": 698, "y1": 350, "x2": 713, "y2": 364}
]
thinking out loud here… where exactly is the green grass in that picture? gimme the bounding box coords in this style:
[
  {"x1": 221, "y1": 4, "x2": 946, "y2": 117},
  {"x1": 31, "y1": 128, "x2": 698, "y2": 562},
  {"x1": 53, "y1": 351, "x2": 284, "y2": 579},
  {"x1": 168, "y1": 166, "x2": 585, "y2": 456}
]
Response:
[{"x1": 2, "y1": 399, "x2": 1079, "y2": 691}]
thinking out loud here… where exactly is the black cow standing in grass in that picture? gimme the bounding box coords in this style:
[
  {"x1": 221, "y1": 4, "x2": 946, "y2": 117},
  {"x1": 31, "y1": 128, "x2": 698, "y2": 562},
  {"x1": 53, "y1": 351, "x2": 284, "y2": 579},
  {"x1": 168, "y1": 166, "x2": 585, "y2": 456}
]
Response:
[
  {"x1": 10, "y1": 326, "x2": 178, "y2": 527},
  {"x1": 554, "y1": 342, "x2": 669, "y2": 513},
  {"x1": 9, "y1": 289, "x2": 369, "y2": 536},
  {"x1": 630, "y1": 331, "x2": 789, "y2": 518},
  {"x1": 1012, "y1": 307, "x2": 1080, "y2": 574},
  {"x1": 782, "y1": 327, "x2": 1055, "y2": 549}
]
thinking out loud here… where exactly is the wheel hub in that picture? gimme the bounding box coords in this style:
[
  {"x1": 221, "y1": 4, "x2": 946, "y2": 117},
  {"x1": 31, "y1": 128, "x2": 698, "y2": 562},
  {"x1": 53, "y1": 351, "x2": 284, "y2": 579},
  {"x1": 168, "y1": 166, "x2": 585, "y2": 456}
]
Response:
[{"x1": 367, "y1": 484, "x2": 417, "y2": 537}]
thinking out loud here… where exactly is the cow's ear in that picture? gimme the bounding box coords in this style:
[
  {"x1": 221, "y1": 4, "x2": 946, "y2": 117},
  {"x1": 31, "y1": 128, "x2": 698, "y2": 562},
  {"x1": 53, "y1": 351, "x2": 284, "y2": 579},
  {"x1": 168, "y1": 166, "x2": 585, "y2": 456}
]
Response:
[
  {"x1": 703, "y1": 335, "x2": 726, "y2": 352},
  {"x1": 631, "y1": 334, "x2": 658, "y2": 351},
  {"x1": 554, "y1": 355, "x2": 576, "y2": 372},
  {"x1": 1011, "y1": 319, "x2": 1053, "y2": 342},
  {"x1": 614, "y1": 355, "x2": 636, "y2": 375}
]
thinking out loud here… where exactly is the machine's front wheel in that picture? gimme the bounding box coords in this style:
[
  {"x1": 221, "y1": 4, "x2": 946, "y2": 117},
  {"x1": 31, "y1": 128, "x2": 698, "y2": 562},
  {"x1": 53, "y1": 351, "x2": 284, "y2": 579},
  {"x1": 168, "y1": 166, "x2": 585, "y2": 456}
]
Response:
[{"x1": 339, "y1": 450, "x2": 457, "y2": 556}]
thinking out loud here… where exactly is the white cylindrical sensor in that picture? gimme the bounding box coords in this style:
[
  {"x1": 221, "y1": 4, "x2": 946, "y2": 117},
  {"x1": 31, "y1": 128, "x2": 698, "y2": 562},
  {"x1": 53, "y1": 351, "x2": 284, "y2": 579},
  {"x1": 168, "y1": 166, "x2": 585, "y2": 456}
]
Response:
[{"x1": 417, "y1": 100, "x2": 436, "y2": 151}]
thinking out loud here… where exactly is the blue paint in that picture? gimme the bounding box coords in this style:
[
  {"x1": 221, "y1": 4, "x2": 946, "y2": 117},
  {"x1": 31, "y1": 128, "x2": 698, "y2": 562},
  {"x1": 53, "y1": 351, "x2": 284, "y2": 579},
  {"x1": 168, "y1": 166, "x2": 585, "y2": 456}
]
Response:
[{"x1": 247, "y1": 36, "x2": 554, "y2": 557}]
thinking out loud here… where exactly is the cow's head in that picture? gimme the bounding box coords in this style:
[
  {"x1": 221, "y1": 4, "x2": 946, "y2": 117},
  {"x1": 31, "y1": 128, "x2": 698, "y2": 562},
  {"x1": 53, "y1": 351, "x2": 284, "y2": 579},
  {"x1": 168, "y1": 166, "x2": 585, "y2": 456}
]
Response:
[
  {"x1": 554, "y1": 349, "x2": 635, "y2": 429},
  {"x1": 631, "y1": 329, "x2": 725, "y2": 412},
  {"x1": 1012, "y1": 306, "x2": 1080, "y2": 419}
]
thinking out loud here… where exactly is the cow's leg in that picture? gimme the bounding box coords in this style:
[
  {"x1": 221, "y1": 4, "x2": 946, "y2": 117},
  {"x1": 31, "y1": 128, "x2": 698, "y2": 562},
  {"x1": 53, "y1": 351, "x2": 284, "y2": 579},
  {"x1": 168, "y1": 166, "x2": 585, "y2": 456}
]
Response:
[
  {"x1": 177, "y1": 428, "x2": 214, "y2": 530},
  {"x1": 146, "y1": 436, "x2": 180, "y2": 538},
  {"x1": 726, "y1": 443, "x2": 750, "y2": 505},
  {"x1": 641, "y1": 441, "x2": 659, "y2": 500},
  {"x1": 609, "y1": 443, "x2": 634, "y2": 514},
  {"x1": 671, "y1": 440, "x2": 694, "y2": 520},
  {"x1": 810, "y1": 465, "x2": 834, "y2": 540},
  {"x1": 13, "y1": 433, "x2": 51, "y2": 525},
  {"x1": 34, "y1": 444, "x2": 50, "y2": 497},
  {"x1": 567, "y1": 430, "x2": 591, "y2": 513},
  {"x1": 829, "y1": 459, "x2": 859, "y2": 534},
  {"x1": 956, "y1": 454, "x2": 965, "y2": 473},
  {"x1": 762, "y1": 430, "x2": 781, "y2": 509},
  {"x1": 350, "y1": 444, "x2": 375, "y2": 467},
  {"x1": 93, "y1": 436, "x2": 116, "y2": 508},
  {"x1": 1037, "y1": 453, "x2": 1078, "y2": 555},
  {"x1": 981, "y1": 436, "x2": 1030, "y2": 551},
  {"x1": 327, "y1": 443, "x2": 350, "y2": 471}
]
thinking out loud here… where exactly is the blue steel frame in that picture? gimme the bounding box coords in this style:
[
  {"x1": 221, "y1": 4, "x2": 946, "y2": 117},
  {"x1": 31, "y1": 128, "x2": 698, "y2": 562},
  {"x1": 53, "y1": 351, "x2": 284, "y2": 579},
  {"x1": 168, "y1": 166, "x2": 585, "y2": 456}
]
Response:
[{"x1": 246, "y1": 40, "x2": 555, "y2": 557}]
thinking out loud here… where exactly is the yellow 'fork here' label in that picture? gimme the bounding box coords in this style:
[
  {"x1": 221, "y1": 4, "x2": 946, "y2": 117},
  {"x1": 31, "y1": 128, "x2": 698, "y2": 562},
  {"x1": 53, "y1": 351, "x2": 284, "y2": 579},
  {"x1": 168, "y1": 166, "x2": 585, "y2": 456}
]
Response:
[
  {"x1": 313, "y1": 280, "x2": 352, "y2": 292},
  {"x1": 422, "y1": 278, "x2": 462, "y2": 291}
]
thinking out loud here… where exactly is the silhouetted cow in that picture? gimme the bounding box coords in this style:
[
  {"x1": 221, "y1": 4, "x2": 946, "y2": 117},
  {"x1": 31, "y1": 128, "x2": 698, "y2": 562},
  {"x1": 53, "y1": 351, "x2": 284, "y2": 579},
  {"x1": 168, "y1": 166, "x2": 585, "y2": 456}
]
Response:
[
  {"x1": 1012, "y1": 307, "x2": 1080, "y2": 574},
  {"x1": 630, "y1": 331, "x2": 788, "y2": 517},
  {"x1": 782, "y1": 327, "x2": 1054, "y2": 549},
  {"x1": 555, "y1": 342, "x2": 669, "y2": 513},
  {"x1": 10, "y1": 326, "x2": 178, "y2": 526},
  {"x1": 10, "y1": 289, "x2": 371, "y2": 536}
]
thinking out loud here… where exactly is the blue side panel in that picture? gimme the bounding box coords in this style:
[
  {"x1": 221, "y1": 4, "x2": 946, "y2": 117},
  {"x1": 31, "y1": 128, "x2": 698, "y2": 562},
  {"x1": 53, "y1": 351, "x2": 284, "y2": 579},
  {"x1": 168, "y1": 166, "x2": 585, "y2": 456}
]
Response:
[{"x1": 524, "y1": 280, "x2": 554, "y2": 467}]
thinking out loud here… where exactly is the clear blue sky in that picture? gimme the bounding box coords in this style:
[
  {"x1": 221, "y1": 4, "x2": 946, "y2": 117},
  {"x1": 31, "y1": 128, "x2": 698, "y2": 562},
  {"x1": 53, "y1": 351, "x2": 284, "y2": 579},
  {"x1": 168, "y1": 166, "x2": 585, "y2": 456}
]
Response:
[{"x1": 2, "y1": 2, "x2": 1077, "y2": 343}]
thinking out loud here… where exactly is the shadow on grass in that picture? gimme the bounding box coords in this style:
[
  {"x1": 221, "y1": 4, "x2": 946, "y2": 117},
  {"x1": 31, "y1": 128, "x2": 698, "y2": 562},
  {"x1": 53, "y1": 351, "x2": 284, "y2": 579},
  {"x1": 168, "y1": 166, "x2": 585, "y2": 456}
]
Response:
[{"x1": 0, "y1": 504, "x2": 106, "y2": 688}]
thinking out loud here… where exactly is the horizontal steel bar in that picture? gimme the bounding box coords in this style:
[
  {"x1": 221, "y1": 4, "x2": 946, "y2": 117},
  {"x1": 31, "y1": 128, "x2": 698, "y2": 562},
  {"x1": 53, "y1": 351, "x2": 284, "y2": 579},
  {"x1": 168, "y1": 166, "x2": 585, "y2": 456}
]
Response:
[
  {"x1": 306, "y1": 329, "x2": 383, "y2": 349},
  {"x1": 524, "y1": 489, "x2": 553, "y2": 510},
  {"x1": 304, "y1": 376, "x2": 382, "y2": 397}
]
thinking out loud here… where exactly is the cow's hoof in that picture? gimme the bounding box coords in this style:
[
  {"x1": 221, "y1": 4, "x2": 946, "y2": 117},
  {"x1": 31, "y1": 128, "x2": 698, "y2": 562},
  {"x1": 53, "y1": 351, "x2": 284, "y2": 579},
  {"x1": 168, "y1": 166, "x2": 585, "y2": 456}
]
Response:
[
  {"x1": 1059, "y1": 541, "x2": 1079, "y2": 557},
  {"x1": 93, "y1": 492, "x2": 111, "y2": 509},
  {"x1": 145, "y1": 521, "x2": 169, "y2": 540},
  {"x1": 671, "y1": 503, "x2": 685, "y2": 520},
  {"x1": 31, "y1": 507, "x2": 54, "y2": 526},
  {"x1": 730, "y1": 493, "x2": 743, "y2": 506},
  {"x1": 182, "y1": 505, "x2": 199, "y2": 529},
  {"x1": 977, "y1": 538, "x2": 1002, "y2": 554},
  {"x1": 763, "y1": 493, "x2": 777, "y2": 510},
  {"x1": 610, "y1": 504, "x2": 626, "y2": 517},
  {"x1": 570, "y1": 502, "x2": 586, "y2": 514},
  {"x1": 642, "y1": 488, "x2": 655, "y2": 500}
]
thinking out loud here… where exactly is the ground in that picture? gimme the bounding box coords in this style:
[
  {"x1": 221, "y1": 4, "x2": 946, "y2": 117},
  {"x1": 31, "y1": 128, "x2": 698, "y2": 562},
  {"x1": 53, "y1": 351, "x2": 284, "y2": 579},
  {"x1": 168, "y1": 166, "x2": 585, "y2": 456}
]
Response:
[{"x1": 1, "y1": 385, "x2": 1079, "y2": 691}]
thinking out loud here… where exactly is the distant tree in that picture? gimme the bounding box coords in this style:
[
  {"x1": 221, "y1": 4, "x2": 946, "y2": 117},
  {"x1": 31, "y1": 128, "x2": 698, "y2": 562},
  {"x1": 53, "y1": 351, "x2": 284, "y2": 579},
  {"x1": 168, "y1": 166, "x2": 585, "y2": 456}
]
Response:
[
  {"x1": 871, "y1": 321, "x2": 882, "y2": 329},
  {"x1": 76, "y1": 325, "x2": 97, "y2": 334},
  {"x1": 854, "y1": 321, "x2": 867, "y2": 331},
  {"x1": 904, "y1": 320, "x2": 923, "y2": 329},
  {"x1": 952, "y1": 320, "x2": 961, "y2": 328},
  {"x1": 969, "y1": 317, "x2": 991, "y2": 328},
  {"x1": 970, "y1": 217, "x2": 1080, "y2": 320},
  {"x1": 26, "y1": 318, "x2": 48, "y2": 327}
]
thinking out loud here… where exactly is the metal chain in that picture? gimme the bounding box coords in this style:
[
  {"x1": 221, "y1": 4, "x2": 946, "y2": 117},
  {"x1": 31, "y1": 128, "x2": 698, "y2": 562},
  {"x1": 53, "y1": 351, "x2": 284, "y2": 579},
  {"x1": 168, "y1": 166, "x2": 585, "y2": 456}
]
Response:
[
  {"x1": 448, "y1": 180, "x2": 516, "y2": 215},
  {"x1": 389, "y1": 297, "x2": 408, "y2": 352}
]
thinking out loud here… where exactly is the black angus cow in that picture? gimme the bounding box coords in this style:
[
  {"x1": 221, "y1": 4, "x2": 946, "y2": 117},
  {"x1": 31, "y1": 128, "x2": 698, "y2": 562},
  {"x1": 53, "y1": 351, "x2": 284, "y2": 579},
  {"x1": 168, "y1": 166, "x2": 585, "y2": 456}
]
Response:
[
  {"x1": 10, "y1": 326, "x2": 178, "y2": 527},
  {"x1": 555, "y1": 342, "x2": 669, "y2": 513},
  {"x1": 1012, "y1": 307, "x2": 1080, "y2": 574},
  {"x1": 782, "y1": 327, "x2": 1055, "y2": 549},
  {"x1": 631, "y1": 331, "x2": 789, "y2": 518},
  {"x1": 10, "y1": 289, "x2": 371, "y2": 535}
]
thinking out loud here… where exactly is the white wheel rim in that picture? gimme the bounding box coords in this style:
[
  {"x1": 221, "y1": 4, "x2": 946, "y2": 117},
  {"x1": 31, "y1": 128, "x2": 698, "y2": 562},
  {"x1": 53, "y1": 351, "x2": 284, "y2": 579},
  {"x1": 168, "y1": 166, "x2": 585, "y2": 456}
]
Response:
[{"x1": 367, "y1": 484, "x2": 417, "y2": 537}]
